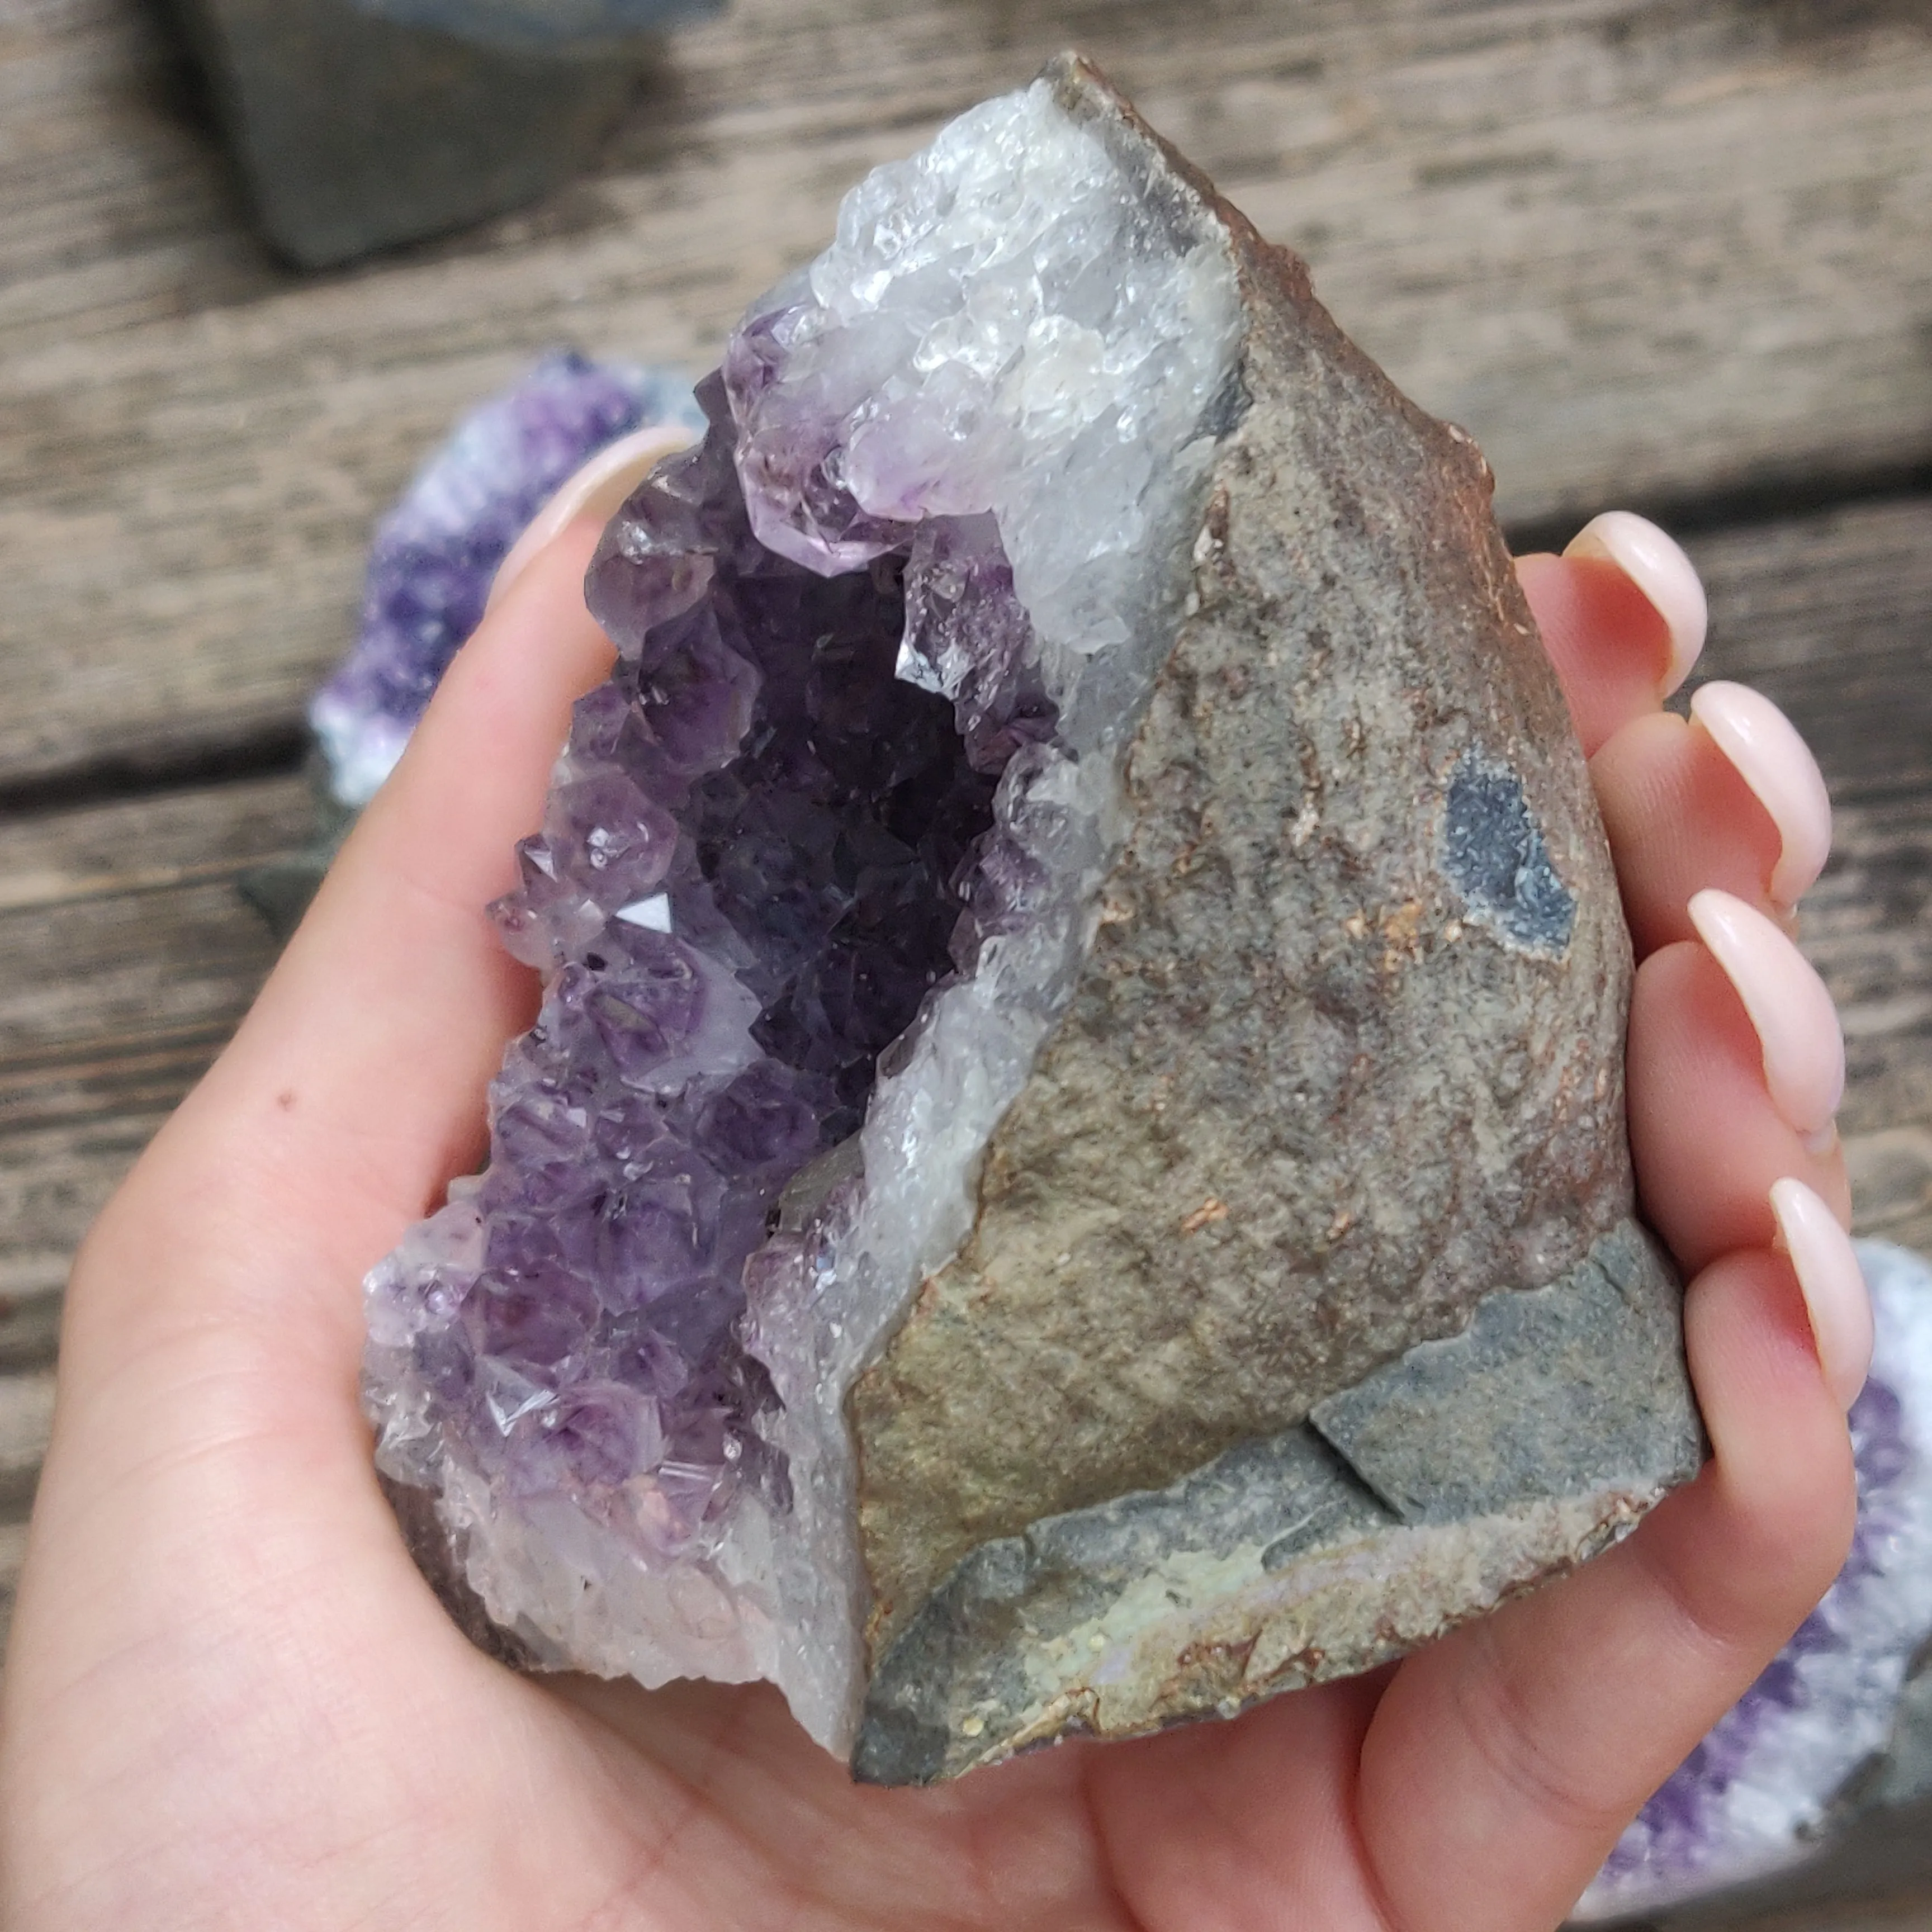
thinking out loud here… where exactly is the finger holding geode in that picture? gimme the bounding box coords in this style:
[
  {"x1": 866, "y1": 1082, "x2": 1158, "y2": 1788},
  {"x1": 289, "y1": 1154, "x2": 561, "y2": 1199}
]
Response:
[{"x1": 361, "y1": 53, "x2": 1703, "y2": 1786}]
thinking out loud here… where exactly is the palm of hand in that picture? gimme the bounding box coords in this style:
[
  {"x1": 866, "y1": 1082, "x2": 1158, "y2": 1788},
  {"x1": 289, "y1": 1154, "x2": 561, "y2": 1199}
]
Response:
[{"x1": 0, "y1": 522, "x2": 1855, "y2": 1932}]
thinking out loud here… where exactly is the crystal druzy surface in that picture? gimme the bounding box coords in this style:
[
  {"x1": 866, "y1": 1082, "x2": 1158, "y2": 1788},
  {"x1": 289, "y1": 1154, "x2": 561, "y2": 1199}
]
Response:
[
  {"x1": 312, "y1": 352, "x2": 700, "y2": 807},
  {"x1": 364, "y1": 77, "x2": 1243, "y2": 1745}
]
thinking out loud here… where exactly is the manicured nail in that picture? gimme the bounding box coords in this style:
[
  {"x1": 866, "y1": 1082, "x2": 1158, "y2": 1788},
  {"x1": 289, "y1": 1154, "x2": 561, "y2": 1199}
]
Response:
[
  {"x1": 1689, "y1": 682, "x2": 1832, "y2": 908},
  {"x1": 1769, "y1": 1177, "x2": 1872, "y2": 1410},
  {"x1": 487, "y1": 423, "x2": 697, "y2": 613},
  {"x1": 1564, "y1": 510, "x2": 1708, "y2": 695},
  {"x1": 1687, "y1": 887, "x2": 1844, "y2": 1146}
]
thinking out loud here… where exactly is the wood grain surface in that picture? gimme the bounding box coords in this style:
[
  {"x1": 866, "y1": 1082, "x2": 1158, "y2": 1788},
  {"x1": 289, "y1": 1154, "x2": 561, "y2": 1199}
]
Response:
[
  {"x1": 4, "y1": 0, "x2": 1931, "y2": 789},
  {"x1": 1, "y1": 1, "x2": 1929, "y2": 1922}
]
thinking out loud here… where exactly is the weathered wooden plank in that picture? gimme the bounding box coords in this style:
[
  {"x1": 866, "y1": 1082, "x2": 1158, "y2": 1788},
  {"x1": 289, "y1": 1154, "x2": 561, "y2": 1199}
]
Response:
[
  {"x1": 1709, "y1": 1893, "x2": 1932, "y2": 1932},
  {"x1": 1844, "y1": 1128, "x2": 1932, "y2": 1261},
  {"x1": 1816, "y1": 801, "x2": 1932, "y2": 1258},
  {"x1": 0, "y1": 774, "x2": 309, "y2": 1357},
  {"x1": 0, "y1": 1113, "x2": 167, "y2": 1308},
  {"x1": 0, "y1": 1370, "x2": 55, "y2": 1522},
  {"x1": 0, "y1": 1518, "x2": 27, "y2": 1659},
  {"x1": 0, "y1": 0, "x2": 285, "y2": 326},
  {"x1": 0, "y1": 771, "x2": 307, "y2": 1116},
  {"x1": 1686, "y1": 499, "x2": 1932, "y2": 808},
  {"x1": 1681, "y1": 498, "x2": 1932, "y2": 1258},
  {"x1": 0, "y1": 778, "x2": 308, "y2": 1098},
  {"x1": 3, "y1": 0, "x2": 1930, "y2": 788},
  {"x1": 0, "y1": 1363, "x2": 46, "y2": 1649}
]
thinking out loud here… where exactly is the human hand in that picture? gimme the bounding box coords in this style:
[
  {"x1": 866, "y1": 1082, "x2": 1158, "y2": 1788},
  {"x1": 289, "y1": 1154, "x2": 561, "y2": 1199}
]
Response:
[{"x1": 0, "y1": 502, "x2": 1863, "y2": 1930}]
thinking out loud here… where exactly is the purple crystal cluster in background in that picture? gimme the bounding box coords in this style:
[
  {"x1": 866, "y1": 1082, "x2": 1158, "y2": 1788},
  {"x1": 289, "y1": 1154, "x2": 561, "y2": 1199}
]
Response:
[
  {"x1": 1576, "y1": 1239, "x2": 1932, "y2": 1921},
  {"x1": 311, "y1": 352, "x2": 701, "y2": 806}
]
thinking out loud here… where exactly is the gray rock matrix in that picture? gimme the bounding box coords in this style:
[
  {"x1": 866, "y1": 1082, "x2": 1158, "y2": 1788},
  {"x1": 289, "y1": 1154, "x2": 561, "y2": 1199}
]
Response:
[{"x1": 846, "y1": 59, "x2": 1702, "y2": 1779}]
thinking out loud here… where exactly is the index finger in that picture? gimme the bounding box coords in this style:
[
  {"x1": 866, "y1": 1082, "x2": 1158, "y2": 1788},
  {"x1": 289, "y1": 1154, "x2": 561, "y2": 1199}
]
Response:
[
  {"x1": 1518, "y1": 511, "x2": 1709, "y2": 756},
  {"x1": 73, "y1": 516, "x2": 615, "y2": 1384}
]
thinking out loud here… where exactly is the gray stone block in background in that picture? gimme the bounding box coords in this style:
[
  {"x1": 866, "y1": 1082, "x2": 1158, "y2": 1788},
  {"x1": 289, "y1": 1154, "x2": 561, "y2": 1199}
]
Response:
[{"x1": 157, "y1": 0, "x2": 719, "y2": 267}]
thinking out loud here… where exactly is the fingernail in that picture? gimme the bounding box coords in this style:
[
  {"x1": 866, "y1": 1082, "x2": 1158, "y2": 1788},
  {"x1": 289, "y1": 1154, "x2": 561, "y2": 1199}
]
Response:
[
  {"x1": 1564, "y1": 511, "x2": 1708, "y2": 695},
  {"x1": 487, "y1": 424, "x2": 697, "y2": 613},
  {"x1": 1688, "y1": 887, "x2": 1844, "y2": 1144},
  {"x1": 1769, "y1": 1176, "x2": 1872, "y2": 1410},
  {"x1": 1689, "y1": 682, "x2": 1833, "y2": 907}
]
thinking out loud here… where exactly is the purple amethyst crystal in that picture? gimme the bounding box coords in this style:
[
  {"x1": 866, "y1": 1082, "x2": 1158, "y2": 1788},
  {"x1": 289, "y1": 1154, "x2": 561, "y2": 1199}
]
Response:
[
  {"x1": 311, "y1": 352, "x2": 702, "y2": 806},
  {"x1": 1575, "y1": 1240, "x2": 1932, "y2": 1920},
  {"x1": 369, "y1": 358, "x2": 1057, "y2": 1664}
]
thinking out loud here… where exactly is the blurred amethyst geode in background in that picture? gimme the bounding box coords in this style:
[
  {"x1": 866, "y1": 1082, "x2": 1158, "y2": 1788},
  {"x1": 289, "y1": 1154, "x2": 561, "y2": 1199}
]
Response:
[
  {"x1": 1575, "y1": 1239, "x2": 1932, "y2": 1922},
  {"x1": 311, "y1": 351, "x2": 702, "y2": 808},
  {"x1": 241, "y1": 354, "x2": 697, "y2": 938}
]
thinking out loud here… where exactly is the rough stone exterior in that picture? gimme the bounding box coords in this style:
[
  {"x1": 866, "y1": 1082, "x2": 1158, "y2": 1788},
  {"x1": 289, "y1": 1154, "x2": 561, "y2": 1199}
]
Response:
[
  {"x1": 1308, "y1": 1221, "x2": 1702, "y2": 1528},
  {"x1": 850, "y1": 56, "x2": 1677, "y2": 1677},
  {"x1": 849, "y1": 59, "x2": 1679, "y2": 1710},
  {"x1": 854, "y1": 1225, "x2": 1699, "y2": 1784}
]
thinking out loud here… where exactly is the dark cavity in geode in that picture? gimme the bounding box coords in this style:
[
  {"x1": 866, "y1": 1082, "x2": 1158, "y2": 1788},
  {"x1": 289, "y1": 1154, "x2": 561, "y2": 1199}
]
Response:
[{"x1": 432, "y1": 386, "x2": 1060, "y2": 1554}]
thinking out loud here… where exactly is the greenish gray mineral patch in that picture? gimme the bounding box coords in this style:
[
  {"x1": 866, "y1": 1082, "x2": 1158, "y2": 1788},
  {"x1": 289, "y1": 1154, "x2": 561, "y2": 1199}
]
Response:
[
  {"x1": 1308, "y1": 1220, "x2": 1702, "y2": 1526},
  {"x1": 855, "y1": 1223, "x2": 1699, "y2": 1783}
]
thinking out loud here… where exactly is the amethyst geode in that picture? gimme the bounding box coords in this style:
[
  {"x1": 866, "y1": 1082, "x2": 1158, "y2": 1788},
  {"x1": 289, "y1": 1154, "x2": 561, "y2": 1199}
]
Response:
[
  {"x1": 364, "y1": 57, "x2": 1702, "y2": 1779},
  {"x1": 314, "y1": 352, "x2": 702, "y2": 807},
  {"x1": 244, "y1": 356, "x2": 699, "y2": 939}
]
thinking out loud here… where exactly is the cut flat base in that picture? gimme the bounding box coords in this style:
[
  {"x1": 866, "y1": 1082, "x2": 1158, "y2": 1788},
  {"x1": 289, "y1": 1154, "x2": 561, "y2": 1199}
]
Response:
[{"x1": 858, "y1": 1221, "x2": 1698, "y2": 1783}]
